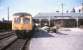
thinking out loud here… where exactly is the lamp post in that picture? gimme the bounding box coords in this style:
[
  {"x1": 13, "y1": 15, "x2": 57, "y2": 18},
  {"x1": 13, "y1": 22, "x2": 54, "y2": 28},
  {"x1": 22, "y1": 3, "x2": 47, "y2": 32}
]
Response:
[
  {"x1": 49, "y1": 16, "x2": 50, "y2": 26},
  {"x1": 76, "y1": 17, "x2": 78, "y2": 28},
  {"x1": 39, "y1": 18, "x2": 41, "y2": 27}
]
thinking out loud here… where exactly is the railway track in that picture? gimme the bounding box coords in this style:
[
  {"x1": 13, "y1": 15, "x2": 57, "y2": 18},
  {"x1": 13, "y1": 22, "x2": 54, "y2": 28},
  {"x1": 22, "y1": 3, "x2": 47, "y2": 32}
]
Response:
[
  {"x1": 0, "y1": 38, "x2": 31, "y2": 50},
  {"x1": 0, "y1": 31, "x2": 33, "y2": 50},
  {"x1": 0, "y1": 31, "x2": 17, "y2": 50},
  {"x1": 0, "y1": 33, "x2": 32, "y2": 50},
  {"x1": 5, "y1": 39, "x2": 29, "y2": 50},
  {"x1": 0, "y1": 35, "x2": 17, "y2": 50},
  {"x1": 0, "y1": 31, "x2": 13, "y2": 35},
  {"x1": 0, "y1": 31, "x2": 15, "y2": 40}
]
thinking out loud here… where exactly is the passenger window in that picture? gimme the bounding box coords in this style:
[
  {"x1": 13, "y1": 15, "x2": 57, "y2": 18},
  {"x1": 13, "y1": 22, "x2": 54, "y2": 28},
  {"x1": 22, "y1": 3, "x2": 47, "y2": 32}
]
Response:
[
  {"x1": 14, "y1": 18, "x2": 21, "y2": 23},
  {"x1": 23, "y1": 18, "x2": 30, "y2": 24}
]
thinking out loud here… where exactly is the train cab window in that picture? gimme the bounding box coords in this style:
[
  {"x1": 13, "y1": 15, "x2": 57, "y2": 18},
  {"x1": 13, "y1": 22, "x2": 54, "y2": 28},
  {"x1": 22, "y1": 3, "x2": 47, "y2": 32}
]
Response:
[
  {"x1": 23, "y1": 18, "x2": 30, "y2": 24},
  {"x1": 14, "y1": 18, "x2": 21, "y2": 23}
]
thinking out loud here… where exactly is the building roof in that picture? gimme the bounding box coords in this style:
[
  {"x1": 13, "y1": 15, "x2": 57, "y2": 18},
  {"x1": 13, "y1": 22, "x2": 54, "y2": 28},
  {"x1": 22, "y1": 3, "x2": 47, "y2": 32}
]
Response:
[{"x1": 33, "y1": 13, "x2": 83, "y2": 19}]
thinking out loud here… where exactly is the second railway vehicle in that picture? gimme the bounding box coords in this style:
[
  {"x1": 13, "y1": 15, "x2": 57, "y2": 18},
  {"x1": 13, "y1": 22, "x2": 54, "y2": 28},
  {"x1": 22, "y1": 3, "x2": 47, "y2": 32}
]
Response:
[{"x1": 12, "y1": 12, "x2": 34, "y2": 38}]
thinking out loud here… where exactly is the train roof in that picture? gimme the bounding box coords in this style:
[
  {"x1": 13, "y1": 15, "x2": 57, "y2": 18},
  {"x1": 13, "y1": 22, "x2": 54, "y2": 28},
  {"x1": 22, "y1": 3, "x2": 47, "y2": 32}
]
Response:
[{"x1": 13, "y1": 12, "x2": 31, "y2": 16}]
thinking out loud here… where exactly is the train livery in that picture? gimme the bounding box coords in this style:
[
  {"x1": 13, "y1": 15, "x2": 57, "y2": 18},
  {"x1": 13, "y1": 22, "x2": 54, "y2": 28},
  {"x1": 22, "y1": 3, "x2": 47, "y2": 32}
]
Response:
[{"x1": 12, "y1": 12, "x2": 34, "y2": 38}]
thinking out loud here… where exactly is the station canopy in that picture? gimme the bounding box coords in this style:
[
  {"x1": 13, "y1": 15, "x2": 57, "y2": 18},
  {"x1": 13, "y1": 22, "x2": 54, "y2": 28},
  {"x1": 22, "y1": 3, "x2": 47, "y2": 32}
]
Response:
[{"x1": 33, "y1": 13, "x2": 83, "y2": 19}]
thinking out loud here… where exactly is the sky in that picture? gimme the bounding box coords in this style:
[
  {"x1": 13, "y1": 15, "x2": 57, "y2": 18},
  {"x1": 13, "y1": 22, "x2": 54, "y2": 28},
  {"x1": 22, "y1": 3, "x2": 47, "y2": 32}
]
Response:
[{"x1": 0, "y1": 0, "x2": 82, "y2": 20}]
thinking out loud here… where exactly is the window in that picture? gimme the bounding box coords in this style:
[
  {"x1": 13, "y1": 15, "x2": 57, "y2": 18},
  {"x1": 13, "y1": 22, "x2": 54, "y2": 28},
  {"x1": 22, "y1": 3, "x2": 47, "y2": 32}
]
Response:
[
  {"x1": 14, "y1": 18, "x2": 21, "y2": 23},
  {"x1": 23, "y1": 18, "x2": 30, "y2": 24}
]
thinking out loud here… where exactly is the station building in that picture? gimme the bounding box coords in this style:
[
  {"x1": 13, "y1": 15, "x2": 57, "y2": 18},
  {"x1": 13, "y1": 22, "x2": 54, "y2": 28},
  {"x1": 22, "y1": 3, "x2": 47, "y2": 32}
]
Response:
[
  {"x1": 33, "y1": 13, "x2": 83, "y2": 28},
  {"x1": 33, "y1": 4, "x2": 83, "y2": 28}
]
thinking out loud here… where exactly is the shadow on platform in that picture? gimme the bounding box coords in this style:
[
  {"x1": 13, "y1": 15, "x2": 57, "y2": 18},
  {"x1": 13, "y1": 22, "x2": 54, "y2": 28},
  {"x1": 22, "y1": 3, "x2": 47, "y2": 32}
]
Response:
[
  {"x1": 56, "y1": 32, "x2": 68, "y2": 35},
  {"x1": 32, "y1": 31, "x2": 54, "y2": 38}
]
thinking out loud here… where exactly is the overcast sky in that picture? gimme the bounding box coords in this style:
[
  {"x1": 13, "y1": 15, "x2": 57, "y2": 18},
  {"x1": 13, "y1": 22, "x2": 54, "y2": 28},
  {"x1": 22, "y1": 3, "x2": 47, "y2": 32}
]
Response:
[{"x1": 0, "y1": 0, "x2": 82, "y2": 20}]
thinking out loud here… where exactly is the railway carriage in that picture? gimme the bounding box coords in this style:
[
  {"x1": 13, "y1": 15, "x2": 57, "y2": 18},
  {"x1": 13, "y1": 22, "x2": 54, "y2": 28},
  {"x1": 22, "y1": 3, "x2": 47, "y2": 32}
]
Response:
[{"x1": 12, "y1": 12, "x2": 34, "y2": 38}]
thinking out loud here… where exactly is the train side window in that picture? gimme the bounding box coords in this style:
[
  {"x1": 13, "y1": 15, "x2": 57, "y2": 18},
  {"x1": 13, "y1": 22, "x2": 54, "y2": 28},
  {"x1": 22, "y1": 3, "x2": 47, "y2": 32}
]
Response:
[
  {"x1": 14, "y1": 18, "x2": 21, "y2": 23},
  {"x1": 23, "y1": 18, "x2": 30, "y2": 24}
]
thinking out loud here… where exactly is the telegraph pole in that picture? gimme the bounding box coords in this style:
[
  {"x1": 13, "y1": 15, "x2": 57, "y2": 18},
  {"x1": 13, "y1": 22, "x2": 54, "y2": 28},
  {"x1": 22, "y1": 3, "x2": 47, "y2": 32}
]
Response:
[
  {"x1": 61, "y1": 0, "x2": 64, "y2": 27},
  {"x1": 56, "y1": 0, "x2": 59, "y2": 11},
  {"x1": 7, "y1": 7, "x2": 9, "y2": 21},
  {"x1": 61, "y1": 3, "x2": 63, "y2": 16},
  {"x1": 81, "y1": 1, "x2": 83, "y2": 13}
]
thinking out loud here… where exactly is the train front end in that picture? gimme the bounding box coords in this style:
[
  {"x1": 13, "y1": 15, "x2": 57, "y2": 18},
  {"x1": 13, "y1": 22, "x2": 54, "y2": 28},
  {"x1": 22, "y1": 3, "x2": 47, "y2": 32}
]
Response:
[{"x1": 12, "y1": 12, "x2": 34, "y2": 38}]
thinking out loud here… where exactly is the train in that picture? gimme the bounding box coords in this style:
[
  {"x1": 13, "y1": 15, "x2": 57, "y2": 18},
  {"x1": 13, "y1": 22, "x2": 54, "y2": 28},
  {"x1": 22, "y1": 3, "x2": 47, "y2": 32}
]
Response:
[{"x1": 12, "y1": 12, "x2": 34, "y2": 38}]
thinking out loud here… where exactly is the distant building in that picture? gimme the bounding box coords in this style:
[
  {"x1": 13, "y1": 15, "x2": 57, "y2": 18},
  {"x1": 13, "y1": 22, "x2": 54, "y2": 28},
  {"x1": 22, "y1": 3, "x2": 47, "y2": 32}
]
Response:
[{"x1": 0, "y1": 20, "x2": 12, "y2": 30}]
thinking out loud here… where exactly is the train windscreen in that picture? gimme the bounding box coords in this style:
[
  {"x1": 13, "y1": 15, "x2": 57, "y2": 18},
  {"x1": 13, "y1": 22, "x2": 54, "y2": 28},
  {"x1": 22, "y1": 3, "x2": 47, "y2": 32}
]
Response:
[
  {"x1": 23, "y1": 18, "x2": 30, "y2": 24},
  {"x1": 14, "y1": 18, "x2": 21, "y2": 23}
]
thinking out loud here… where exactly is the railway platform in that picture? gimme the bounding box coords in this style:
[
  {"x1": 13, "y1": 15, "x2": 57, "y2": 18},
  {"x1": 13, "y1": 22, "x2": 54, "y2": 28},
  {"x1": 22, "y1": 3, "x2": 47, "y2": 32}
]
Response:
[{"x1": 29, "y1": 28, "x2": 83, "y2": 50}]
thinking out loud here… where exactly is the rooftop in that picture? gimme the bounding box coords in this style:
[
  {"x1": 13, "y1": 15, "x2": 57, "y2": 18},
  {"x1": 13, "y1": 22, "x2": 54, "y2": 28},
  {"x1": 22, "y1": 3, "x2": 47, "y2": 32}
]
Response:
[
  {"x1": 33, "y1": 13, "x2": 83, "y2": 19},
  {"x1": 13, "y1": 12, "x2": 31, "y2": 16}
]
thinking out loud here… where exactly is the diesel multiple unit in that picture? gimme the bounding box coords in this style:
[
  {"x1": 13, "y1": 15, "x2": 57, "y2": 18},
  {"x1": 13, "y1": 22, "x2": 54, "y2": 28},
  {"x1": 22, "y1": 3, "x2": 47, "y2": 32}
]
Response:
[{"x1": 12, "y1": 12, "x2": 34, "y2": 38}]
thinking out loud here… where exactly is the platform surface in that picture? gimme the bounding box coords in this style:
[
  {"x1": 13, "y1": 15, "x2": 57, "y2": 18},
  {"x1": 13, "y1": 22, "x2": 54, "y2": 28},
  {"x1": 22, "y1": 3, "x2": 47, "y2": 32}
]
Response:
[{"x1": 29, "y1": 28, "x2": 83, "y2": 50}]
